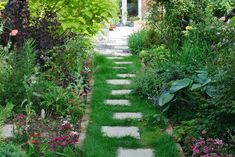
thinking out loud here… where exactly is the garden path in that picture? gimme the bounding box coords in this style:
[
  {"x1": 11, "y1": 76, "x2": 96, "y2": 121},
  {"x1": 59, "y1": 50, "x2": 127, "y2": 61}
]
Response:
[
  {"x1": 95, "y1": 26, "x2": 154, "y2": 157},
  {"x1": 95, "y1": 26, "x2": 133, "y2": 56}
]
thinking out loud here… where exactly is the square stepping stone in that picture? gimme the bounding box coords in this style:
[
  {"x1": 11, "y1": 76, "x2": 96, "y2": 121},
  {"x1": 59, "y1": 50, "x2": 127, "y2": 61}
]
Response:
[
  {"x1": 113, "y1": 67, "x2": 127, "y2": 70},
  {"x1": 113, "y1": 112, "x2": 143, "y2": 120},
  {"x1": 107, "y1": 57, "x2": 123, "y2": 60},
  {"x1": 117, "y1": 148, "x2": 154, "y2": 157},
  {"x1": 105, "y1": 99, "x2": 130, "y2": 106},
  {"x1": 2, "y1": 124, "x2": 14, "y2": 138},
  {"x1": 101, "y1": 126, "x2": 140, "y2": 139},
  {"x1": 113, "y1": 46, "x2": 129, "y2": 50},
  {"x1": 113, "y1": 53, "x2": 132, "y2": 57},
  {"x1": 107, "y1": 79, "x2": 131, "y2": 85},
  {"x1": 117, "y1": 74, "x2": 136, "y2": 78},
  {"x1": 115, "y1": 62, "x2": 133, "y2": 65},
  {"x1": 111, "y1": 90, "x2": 132, "y2": 95}
]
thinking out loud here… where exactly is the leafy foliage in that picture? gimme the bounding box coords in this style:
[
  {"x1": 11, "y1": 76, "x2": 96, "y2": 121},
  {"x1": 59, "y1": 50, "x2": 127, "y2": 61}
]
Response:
[
  {"x1": 0, "y1": 40, "x2": 37, "y2": 109},
  {"x1": 1, "y1": 0, "x2": 119, "y2": 34},
  {"x1": 139, "y1": 45, "x2": 169, "y2": 67},
  {"x1": 0, "y1": 143, "x2": 24, "y2": 157},
  {"x1": 128, "y1": 29, "x2": 148, "y2": 54},
  {"x1": 132, "y1": 1, "x2": 235, "y2": 155},
  {"x1": 39, "y1": 80, "x2": 80, "y2": 116},
  {"x1": 28, "y1": 0, "x2": 119, "y2": 34}
]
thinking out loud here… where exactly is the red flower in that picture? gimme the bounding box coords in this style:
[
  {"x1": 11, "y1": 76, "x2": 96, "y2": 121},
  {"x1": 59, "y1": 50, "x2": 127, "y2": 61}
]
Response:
[
  {"x1": 9, "y1": 29, "x2": 18, "y2": 36},
  {"x1": 26, "y1": 140, "x2": 39, "y2": 145},
  {"x1": 30, "y1": 133, "x2": 42, "y2": 138}
]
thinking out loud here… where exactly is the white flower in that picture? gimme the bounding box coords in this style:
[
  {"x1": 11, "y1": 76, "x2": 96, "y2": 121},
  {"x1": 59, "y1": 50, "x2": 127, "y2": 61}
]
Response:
[
  {"x1": 62, "y1": 120, "x2": 69, "y2": 125},
  {"x1": 70, "y1": 131, "x2": 78, "y2": 135}
]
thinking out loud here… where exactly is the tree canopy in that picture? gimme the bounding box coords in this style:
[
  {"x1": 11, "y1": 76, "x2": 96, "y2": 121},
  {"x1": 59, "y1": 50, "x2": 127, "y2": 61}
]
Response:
[{"x1": 0, "y1": 0, "x2": 119, "y2": 34}]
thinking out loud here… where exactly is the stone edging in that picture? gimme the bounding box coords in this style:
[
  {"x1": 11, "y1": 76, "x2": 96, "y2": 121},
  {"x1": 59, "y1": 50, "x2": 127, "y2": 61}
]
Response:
[
  {"x1": 77, "y1": 79, "x2": 94, "y2": 147},
  {"x1": 165, "y1": 124, "x2": 185, "y2": 157}
]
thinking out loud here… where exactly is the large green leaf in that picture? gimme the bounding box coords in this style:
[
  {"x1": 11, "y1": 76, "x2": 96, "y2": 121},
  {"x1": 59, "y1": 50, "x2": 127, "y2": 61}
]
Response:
[
  {"x1": 194, "y1": 71, "x2": 211, "y2": 85},
  {"x1": 169, "y1": 78, "x2": 193, "y2": 93},
  {"x1": 158, "y1": 92, "x2": 175, "y2": 107},
  {"x1": 190, "y1": 83, "x2": 203, "y2": 91},
  {"x1": 205, "y1": 86, "x2": 217, "y2": 97}
]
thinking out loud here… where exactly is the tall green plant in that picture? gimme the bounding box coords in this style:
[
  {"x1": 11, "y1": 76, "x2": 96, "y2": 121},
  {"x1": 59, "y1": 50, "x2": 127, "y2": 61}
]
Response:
[{"x1": 0, "y1": 40, "x2": 37, "y2": 110}]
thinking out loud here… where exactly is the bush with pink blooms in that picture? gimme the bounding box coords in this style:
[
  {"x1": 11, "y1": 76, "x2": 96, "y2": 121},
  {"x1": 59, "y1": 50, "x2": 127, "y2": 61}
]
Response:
[
  {"x1": 48, "y1": 121, "x2": 79, "y2": 152},
  {"x1": 13, "y1": 113, "x2": 29, "y2": 142},
  {"x1": 192, "y1": 138, "x2": 224, "y2": 157}
]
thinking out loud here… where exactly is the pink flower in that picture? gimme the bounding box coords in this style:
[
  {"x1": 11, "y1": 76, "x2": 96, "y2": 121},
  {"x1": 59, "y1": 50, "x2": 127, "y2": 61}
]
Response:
[
  {"x1": 201, "y1": 130, "x2": 207, "y2": 135},
  {"x1": 203, "y1": 146, "x2": 209, "y2": 153},
  {"x1": 61, "y1": 123, "x2": 71, "y2": 131},
  {"x1": 214, "y1": 139, "x2": 223, "y2": 145},
  {"x1": 197, "y1": 140, "x2": 206, "y2": 145},
  {"x1": 9, "y1": 29, "x2": 18, "y2": 36},
  {"x1": 192, "y1": 147, "x2": 200, "y2": 154},
  {"x1": 15, "y1": 114, "x2": 25, "y2": 120},
  {"x1": 211, "y1": 153, "x2": 220, "y2": 157}
]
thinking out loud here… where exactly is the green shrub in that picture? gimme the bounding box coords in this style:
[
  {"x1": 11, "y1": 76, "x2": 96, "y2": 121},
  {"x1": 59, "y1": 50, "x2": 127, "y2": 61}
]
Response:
[
  {"x1": 38, "y1": 80, "x2": 81, "y2": 116},
  {"x1": 133, "y1": 66, "x2": 207, "y2": 122},
  {"x1": 44, "y1": 36, "x2": 91, "y2": 87},
  {"x1": 128, "y1": 29, "x2": 148, "y2": 54},
  {"x1": 147, "y1": 0, "x2": 207, "y2": 50},
  {"x1": 0, "y1": 144, "x2": 24, "y2": 157},
  {"x1": 207, "y1": 0, "x2": 234, "y2": 17},
  {"x1": 0, "y1": 52, "x2": 13, "y2": 98},
  {"x1": 200, "y1": 52, "x2": 235, "y2": 137},
  {"x1": 139, "y1": 45, "x2": 169, "y2": 67},
  {"x1": 132, "y1": 68, "x2": 164, "y2": 101}
]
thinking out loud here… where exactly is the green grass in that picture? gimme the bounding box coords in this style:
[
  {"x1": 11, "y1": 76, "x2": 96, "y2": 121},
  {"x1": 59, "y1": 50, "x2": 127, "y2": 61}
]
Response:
[{"x1": 83, "y1": 54, "x2": 179, "y2": 157}]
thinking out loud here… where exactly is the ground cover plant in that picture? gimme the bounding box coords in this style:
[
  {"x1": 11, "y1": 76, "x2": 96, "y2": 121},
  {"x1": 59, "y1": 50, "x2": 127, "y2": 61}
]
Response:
[
  {"x1": 0, "y1": 0, "x2": 118, "y2": 156},
  {"x1": 130, "y1": 0, "x2": 235, "y2": 156}
]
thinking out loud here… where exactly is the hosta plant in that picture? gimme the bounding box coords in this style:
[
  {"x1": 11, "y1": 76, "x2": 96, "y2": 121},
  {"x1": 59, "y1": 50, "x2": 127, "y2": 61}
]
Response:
[{"x1": 158, "y1": 70, "x2": 212, "y2": 112}]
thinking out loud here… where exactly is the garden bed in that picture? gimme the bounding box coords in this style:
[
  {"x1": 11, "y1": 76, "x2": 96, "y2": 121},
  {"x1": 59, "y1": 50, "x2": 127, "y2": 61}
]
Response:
[{"x1": 128, "y1": 1, "x2": 235, "y2": 156}]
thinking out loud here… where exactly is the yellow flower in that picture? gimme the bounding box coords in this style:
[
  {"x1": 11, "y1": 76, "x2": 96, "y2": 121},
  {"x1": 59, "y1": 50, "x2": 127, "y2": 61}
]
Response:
[
  {"x1": 186, "y1": 26, "x2": 193, "y2": 30},
  {"x1": 182, "y1": 30, "x2": 188, "y2": 34}
]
